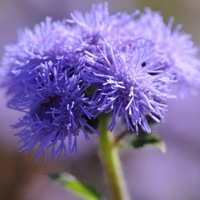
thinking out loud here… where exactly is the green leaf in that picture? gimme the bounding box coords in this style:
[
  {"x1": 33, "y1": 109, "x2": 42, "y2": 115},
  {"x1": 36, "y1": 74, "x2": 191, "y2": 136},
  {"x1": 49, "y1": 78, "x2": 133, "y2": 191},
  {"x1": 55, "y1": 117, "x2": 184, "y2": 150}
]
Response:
[
  {"x1": 131, "y1": 133, "x2": 166, "y2": 153},
  {"x1": 49, "y1": 173, "x2": 102, "y2": 200}
]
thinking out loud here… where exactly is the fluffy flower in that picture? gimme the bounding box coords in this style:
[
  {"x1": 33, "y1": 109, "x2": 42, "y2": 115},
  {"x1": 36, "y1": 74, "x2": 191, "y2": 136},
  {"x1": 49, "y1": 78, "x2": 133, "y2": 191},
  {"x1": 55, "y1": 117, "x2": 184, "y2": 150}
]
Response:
[
  {"x1": 13, "y1": 60, "x2": 97, "y2": 160},
  {"x1": 1, "y1": 3, "x2": 200, "y2": 160},
  {"x1": 69, "y1": 2, "x2": 112, "y2": 45},
  {"x1": 1, "y1": 17, "x2": 96, "y2": 160},
  {"x1": 84, "y1": 40, "x2": 174, "y2": 133},
  {"x1": 132, "y1": 8, "x2": 200, "y2": 95},
  {"x1": 1, "y1": 17, "x2": 77, "y2": 98},
  {"x1": 69, "y1": 3, "x2": 139, "y2": 48}
]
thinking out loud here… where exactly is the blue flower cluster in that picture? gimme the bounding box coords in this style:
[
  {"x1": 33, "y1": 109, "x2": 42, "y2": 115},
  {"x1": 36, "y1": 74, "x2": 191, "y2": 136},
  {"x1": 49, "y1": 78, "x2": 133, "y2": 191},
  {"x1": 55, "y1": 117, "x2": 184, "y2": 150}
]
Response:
[{"x1": 1, "y1": 3, "x2": 200, "y2": 160}]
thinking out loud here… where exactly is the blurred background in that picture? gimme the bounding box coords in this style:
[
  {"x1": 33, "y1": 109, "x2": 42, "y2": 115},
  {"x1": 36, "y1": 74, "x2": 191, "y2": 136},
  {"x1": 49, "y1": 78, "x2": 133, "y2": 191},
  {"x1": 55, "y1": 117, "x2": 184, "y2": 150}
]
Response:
[{"x1": 0, "y1": 0, "x2": 200, "y2": 200}]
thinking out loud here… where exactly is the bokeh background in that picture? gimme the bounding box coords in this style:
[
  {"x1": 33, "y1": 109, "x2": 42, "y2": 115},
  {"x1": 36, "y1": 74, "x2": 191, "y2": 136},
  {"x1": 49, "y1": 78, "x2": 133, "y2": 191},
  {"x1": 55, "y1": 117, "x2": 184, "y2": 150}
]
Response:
[{"x1": 0, "y1": 0, "x2": 200, "y2": 200}]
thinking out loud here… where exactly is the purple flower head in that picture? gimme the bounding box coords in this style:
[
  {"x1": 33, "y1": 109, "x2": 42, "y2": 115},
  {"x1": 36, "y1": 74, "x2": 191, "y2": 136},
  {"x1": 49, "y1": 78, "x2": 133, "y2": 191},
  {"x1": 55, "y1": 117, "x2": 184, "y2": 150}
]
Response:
[
  {"x1": 69, "y1": 3, "x2": 139, "y2": 48},
  {"x1": 1, "y1": 16, "x2": 98, "y2": 160},
  {"x1": 1, "y1": 17, "x2": 77, "y2": 97},
  {"x1": 85, "y1": 40, "x2": 174, "y2": 133},
  {"x1": 13, "y1": 60, "x2": 97, "y2": 161},
  {"x1": 69, "y1": 3, "x2": 111, "y2": 45},
  {"x1": 1, "y1": 3, "x2": 200, "y2": 161},
  {"x1": 132, "y1": 8, "x2": 200, "y2": 95}
]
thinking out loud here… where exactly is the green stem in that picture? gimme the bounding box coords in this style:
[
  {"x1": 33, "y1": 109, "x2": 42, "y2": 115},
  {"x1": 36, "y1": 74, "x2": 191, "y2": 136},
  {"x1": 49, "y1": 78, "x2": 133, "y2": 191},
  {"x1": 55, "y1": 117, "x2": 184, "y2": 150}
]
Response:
[{"x1": 99, "y1": 116, "x2": 130, "y2": 200}]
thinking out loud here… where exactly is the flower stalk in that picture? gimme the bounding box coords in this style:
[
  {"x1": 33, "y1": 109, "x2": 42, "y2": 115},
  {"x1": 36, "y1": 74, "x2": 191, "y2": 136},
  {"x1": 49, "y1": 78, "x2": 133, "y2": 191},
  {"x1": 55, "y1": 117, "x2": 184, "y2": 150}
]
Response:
[{"x1": 99, "y1": 116, "x2": 130, "y2": 200}]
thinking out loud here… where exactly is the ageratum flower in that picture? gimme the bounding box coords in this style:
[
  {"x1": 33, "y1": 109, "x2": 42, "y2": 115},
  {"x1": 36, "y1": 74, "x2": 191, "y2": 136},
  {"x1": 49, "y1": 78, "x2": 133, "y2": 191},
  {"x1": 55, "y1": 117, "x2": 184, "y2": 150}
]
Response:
[
  {"x1": 131, "y1": 8, "x2": 200, "y2": 95},
  {"x1": 1, "y1": 17, "x2": 78, "y2": 100},
  {"x1": 85, "y1": 40, "x2": 174, "y2": 133},
  {"x1": 13, "y1": 60, "x2": 97, "y2": 161},
  {"x1": 1, "y1": 17, "x2": 97, "y2": 160},
  {"x1": 1, "y1": 3, "x2": 200, "y2": 160},
  {"x1": 69, "y1": 3, "x2": 139, "y2": 48},
  {"x1": 69, "y1": 2, "x2": 112, "y2": 45}
]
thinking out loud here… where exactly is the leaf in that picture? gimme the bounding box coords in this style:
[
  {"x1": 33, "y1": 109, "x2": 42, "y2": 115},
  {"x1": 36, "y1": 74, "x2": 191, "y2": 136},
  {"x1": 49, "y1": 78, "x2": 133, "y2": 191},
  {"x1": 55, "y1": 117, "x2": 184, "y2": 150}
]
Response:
[
  {"x1": 49, "y1": 173, "x2": 102, "y2": 200},
  {"x1": 131, "y1": 133, "x2": 166, "y2": 153}
]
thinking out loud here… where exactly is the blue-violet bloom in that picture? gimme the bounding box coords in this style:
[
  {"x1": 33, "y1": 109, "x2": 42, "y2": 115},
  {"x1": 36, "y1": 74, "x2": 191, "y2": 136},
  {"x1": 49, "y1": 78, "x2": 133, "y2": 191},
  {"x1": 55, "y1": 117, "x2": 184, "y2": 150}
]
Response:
[
  {"x1": 84, "y1": 40, "x2": 175, "y2": 133},
  {"x1": 1, "y1": 3, "x2": 200, "y2": 160}
]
